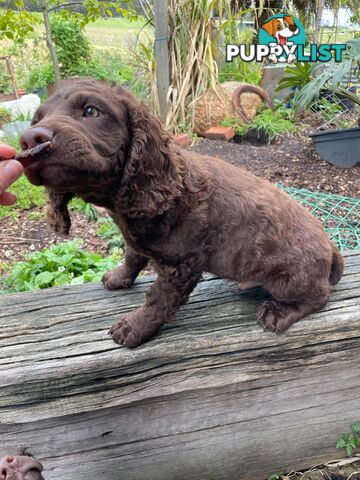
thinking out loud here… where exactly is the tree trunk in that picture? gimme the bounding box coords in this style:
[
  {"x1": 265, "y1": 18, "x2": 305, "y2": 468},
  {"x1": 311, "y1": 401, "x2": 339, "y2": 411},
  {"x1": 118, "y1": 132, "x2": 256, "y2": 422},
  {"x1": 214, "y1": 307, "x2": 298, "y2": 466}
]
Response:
[
  {"x1": 312, "y1": 0, "x2": 325, "y2": 44},
  {"x1": 41, "y1": 0, "x2": 61, "y2": 90}
]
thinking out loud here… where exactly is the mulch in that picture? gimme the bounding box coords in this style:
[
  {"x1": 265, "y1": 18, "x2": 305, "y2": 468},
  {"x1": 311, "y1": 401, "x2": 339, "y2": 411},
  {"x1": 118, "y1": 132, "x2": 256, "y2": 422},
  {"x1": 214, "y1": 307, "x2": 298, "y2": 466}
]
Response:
[{"x1": 189, "y1": 132, "x2": 359, "y2": 198}]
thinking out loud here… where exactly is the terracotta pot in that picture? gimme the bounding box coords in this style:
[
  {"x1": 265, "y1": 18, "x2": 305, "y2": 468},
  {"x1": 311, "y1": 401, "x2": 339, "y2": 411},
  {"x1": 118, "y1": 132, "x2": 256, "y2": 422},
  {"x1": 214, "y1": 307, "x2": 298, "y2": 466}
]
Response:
[
  {"x1": 0, "y1": 92, "x2": 17, "y2": 102},
  {"x1": 0, "y1": 89, "x2": 27, "y2": 102}
]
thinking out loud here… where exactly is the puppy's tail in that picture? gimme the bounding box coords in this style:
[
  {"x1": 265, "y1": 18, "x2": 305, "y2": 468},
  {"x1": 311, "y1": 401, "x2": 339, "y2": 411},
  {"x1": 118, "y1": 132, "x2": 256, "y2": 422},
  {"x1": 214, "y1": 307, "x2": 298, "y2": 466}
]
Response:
[{"x1": 329, "y1": 245, "x2": 344, "y2": 286}]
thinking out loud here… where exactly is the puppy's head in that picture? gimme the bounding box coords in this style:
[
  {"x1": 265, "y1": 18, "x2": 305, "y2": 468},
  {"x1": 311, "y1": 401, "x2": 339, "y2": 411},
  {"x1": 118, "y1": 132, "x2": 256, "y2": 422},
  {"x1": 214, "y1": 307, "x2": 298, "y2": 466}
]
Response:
[
  {"x1": 261, "y1": 16, "x2": 299, "y2": 44},
  {"x1": 20, "y1": 79, "x2": 180, "y2": 218},
  {"x1": 20, "y1": 80, "x2": 135, "y2": 194}
]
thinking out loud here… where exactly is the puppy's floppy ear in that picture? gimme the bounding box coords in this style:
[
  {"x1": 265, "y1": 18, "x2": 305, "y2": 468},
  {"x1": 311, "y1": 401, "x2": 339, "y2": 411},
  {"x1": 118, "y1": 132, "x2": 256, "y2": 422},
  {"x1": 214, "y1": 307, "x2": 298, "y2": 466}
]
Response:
[
  {"x1": 119, "y1": 98, "x2": 183, "y2": 218},
  {"x1": 261, "y1": 19, "x2": 276, "y2": 37},
  {"x1": 284, "y1": 15, "x2": 295, "y2": 26},
  {"x1": 47, "y1": 190, "x2": 74, "y2": 235}
]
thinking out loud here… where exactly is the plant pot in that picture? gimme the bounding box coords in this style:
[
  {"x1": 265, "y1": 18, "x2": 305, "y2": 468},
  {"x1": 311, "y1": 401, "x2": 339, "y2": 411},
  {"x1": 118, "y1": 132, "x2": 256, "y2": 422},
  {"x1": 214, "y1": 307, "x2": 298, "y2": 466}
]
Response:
[
  {"x1": 31, "y1": 86, "x2": 48, "y2": 99},
  {"x1": 310, "y1": 127, "x2": 360, "y2": 168},
  {"x1": 233, "y1": 128, "x2": 273, "y2": 145},
  {"x1": 0, "y1": 89, "x2": 27, "y2": 102}
]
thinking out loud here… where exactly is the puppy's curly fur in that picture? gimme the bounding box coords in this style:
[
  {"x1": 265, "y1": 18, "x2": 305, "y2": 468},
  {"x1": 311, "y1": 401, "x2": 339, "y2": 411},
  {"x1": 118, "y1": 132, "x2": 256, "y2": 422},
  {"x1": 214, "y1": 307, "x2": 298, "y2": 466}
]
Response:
[{"x1": 20, "y1": 80, "x2": 344, "y2": 348}]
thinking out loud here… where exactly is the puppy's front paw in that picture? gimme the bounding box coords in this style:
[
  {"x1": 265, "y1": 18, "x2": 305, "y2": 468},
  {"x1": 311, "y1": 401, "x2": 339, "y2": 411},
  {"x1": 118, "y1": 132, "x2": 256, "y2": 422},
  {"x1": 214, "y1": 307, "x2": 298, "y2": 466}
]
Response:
[
  {"x1": 102, "y1": 266, "x2": 133, "y2": 290},
  {"x1": 109, "y1": 310, "x2": 160, "y2": 348},
  {"x1": 256, "y1": 300, "x2": 292, "y2": 333}
]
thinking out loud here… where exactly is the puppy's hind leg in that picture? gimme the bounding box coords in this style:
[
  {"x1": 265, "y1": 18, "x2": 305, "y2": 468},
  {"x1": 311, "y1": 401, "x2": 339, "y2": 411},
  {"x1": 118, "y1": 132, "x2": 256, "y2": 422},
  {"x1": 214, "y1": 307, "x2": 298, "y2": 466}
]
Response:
[
  {"x1": 102, "y1": 246, "x2": 148, "y2": 290},
  {"x1": 257, "y1": 282, "x2": 331, "y2": 333}
]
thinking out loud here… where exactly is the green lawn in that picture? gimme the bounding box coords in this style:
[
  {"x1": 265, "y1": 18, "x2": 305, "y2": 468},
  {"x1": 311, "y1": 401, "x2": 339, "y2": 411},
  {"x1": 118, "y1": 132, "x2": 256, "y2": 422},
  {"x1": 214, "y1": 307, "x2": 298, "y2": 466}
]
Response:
[{"x1": 85, "y1": 17, "x2": 152, "y2": 55}]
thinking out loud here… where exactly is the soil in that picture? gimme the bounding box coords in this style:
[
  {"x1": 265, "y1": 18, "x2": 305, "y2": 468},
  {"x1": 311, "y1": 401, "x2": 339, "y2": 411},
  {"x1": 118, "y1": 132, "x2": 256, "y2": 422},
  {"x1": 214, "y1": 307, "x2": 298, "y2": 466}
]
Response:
[
  {"x1": 189, "y1": 132, "x2": 360, "y2": 198},
  {"x1": 0, "y1": 130, "x2": 359, "y2": 274}
]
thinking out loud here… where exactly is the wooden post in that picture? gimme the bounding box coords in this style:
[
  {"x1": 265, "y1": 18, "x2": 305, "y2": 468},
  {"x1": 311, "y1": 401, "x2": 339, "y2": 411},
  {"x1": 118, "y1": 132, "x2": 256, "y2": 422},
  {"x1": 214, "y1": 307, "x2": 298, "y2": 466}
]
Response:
[
  {"x1": 1, "y1": 56, "x2": 18, "y2": 100},
  {"x1": 154, "y1": 0, "x2": 170, "y2": 121}
]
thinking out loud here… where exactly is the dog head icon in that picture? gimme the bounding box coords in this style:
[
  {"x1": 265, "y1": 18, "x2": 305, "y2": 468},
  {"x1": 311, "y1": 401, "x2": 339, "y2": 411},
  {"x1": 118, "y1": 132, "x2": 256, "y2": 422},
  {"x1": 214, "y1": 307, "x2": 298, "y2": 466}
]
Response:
[{"x1": 261, "y1": 15, "x2": 299, "y2": 45}]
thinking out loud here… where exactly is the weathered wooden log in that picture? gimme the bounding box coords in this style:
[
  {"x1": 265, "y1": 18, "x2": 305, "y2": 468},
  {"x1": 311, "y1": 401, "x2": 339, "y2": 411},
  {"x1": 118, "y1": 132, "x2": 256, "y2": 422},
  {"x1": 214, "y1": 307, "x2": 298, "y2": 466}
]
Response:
[{"x1": 0, "y1": 251, "x2": 359, "y2": 480}]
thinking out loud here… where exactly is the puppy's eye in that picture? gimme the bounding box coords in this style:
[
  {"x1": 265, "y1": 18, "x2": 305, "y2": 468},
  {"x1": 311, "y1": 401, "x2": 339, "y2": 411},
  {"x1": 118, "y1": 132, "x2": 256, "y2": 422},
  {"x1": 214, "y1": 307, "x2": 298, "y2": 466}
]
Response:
[
  {"x1": 277, "y1": 24, "x2": 282, "y2": 29},
  {"x1": 83, "y1": 106, "x2": 101, "y2": 118}
]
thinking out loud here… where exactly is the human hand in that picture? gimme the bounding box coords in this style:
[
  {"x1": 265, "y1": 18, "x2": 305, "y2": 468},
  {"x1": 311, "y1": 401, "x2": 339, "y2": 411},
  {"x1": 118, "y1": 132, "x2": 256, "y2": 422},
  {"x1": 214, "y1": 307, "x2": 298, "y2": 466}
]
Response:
[{"x1": 0, "y1": 143, "x2": 24, "y2": 205}]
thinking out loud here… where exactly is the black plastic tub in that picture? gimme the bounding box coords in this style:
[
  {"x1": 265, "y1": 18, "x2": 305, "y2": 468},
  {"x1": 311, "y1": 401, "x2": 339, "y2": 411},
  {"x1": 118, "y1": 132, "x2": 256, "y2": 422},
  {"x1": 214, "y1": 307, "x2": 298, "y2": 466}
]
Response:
[{"x1": 310, "y1": 127, "x2": 360, "y2": 168}]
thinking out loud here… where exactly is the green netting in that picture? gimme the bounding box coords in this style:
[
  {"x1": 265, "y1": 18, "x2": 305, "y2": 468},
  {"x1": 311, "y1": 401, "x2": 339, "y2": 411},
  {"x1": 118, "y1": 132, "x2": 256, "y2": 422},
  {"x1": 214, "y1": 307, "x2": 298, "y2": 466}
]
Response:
[{"x1": 278, "y1": 185, "x2": 360, "y2": 252}]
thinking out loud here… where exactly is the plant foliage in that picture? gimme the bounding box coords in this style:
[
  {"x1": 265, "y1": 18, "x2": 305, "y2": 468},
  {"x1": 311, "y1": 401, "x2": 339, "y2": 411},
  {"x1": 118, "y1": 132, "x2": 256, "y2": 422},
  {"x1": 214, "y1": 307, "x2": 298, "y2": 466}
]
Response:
[
  {"x1": 50, "y1": 14, "x2": 91, "y2": 75},
  {"x1": 336, "y1": 422, "x2": 360, "y2": 457},
  {"x1": 97, "y1": 217, "x2": 126, "y2": 251},
  {"x1": 2, "y1": 240, "x2": 123, "y2": 292},
  {"x1": 222, "y1": 107, "x2": 296, "y2": 143},
  {"x1": 291, "y1": 38, "x2": 360, "y2": 110}
]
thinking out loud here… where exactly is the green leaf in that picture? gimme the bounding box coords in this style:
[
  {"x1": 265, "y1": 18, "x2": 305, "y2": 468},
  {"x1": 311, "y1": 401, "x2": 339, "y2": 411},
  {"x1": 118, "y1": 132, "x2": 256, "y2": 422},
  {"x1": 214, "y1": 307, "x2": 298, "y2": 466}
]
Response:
[
  {"x1": 336, "y1": 438, "x2": 347, "y2": 449},
  {"x1": 351, "y1": 422, "x2": 360, "y2": 433},
  {"x1": 346, "y1": 445, "x2": 353, "y2": 457},
  {"x1": 35, "y1": 271, "x2": 57, "y2": 288}
]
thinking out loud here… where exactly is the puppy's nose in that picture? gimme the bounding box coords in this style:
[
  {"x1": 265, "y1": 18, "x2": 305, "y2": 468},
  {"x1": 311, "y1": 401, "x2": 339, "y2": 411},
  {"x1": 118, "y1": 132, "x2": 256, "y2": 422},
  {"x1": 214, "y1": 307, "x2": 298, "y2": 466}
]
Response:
[
  {"x1": 20, "y1": 127, "x2": 53, "y2": 151},
  {"x1": 289, "y1": 24, "x2": 298, "y2": 32}
]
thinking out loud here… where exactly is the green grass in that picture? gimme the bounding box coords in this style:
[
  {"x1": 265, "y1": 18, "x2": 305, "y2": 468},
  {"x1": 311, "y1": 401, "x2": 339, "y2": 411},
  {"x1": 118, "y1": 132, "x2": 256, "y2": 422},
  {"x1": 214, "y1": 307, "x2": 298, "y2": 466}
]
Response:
[{"x1": 84, "y1": 17, "x2": 152, "y2": 55}]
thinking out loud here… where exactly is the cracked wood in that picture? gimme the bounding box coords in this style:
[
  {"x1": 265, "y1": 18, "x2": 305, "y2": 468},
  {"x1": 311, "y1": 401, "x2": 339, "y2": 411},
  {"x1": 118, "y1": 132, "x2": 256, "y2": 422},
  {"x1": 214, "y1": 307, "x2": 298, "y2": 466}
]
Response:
[{"x1": 0, "y1": 251, "x2": 359, "y2": 480}]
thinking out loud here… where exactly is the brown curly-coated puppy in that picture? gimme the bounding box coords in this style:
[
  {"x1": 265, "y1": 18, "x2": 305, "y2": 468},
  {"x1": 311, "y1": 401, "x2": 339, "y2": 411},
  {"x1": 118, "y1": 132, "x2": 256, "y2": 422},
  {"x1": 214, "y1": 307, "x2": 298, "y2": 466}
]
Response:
[{"x1": 19, "y1": 80, "x2": 344, "y2": 348}]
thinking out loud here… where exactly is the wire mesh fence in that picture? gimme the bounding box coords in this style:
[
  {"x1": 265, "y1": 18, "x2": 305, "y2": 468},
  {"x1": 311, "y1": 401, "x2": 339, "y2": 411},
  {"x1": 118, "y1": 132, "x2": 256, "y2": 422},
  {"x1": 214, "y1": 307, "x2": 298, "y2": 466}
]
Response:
[
  {"x1": 280, "y1": 185, "x2": 360, "y2": 251},
  {"x1": 308, "y1": 91, "x2": 358, "y2": 132}
]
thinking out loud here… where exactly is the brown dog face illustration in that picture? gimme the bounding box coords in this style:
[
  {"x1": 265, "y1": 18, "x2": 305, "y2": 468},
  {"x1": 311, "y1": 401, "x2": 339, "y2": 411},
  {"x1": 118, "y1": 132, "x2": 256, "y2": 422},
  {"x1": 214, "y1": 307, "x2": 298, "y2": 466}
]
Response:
[{"x1": 261, "y1": 15, "x2": 299, "y2": 45}]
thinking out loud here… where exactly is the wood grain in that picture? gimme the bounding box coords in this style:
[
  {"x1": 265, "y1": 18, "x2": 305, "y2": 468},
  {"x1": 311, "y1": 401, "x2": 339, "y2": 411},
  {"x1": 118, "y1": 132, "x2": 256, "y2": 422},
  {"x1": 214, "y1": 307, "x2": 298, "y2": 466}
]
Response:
[{"x1": 0, "y1": 251, "x2": 359, "y2": 480}]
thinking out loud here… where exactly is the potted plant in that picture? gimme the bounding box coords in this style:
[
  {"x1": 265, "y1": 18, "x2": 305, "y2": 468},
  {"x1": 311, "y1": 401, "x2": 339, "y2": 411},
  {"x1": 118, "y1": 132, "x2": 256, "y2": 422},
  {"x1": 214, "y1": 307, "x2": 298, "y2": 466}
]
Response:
[{"x1": 277, "y1": 38, "x2": 360, "y2": 168}]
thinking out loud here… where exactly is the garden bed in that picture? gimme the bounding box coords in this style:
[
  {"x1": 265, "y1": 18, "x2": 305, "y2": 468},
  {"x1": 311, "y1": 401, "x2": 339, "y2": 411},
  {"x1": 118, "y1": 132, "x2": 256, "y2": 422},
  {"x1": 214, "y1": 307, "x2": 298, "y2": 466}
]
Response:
[
  {"x1": 0, "y1": 209, "x2": 105, "y2": 275},
  {"x1": 190, "y1": 132, "x2": 360, "y2": 197}
]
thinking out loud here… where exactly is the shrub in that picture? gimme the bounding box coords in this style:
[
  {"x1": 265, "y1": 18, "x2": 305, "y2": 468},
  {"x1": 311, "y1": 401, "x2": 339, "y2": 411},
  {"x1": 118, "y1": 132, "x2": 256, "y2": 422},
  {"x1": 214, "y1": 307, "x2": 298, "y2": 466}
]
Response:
[
  {"x1": 251, "y1": 108, "x2": 296, "y2": 143},
  {"x1": 2, "y1": 240, "x2": 123, "y2": 292},
  {"x1": 222, "y1": 107, "x2": 296, "y2": 144},
  {"x1": 26, "y1": 63, "x2": 55, "y2": 90},
  {"x1": 50, "y1": 15, "x2": 91, "y2": 76}
]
